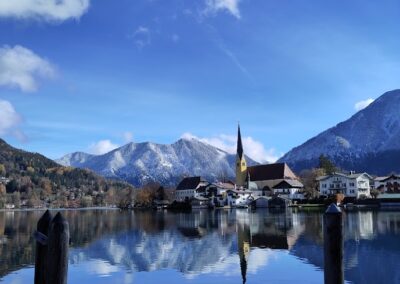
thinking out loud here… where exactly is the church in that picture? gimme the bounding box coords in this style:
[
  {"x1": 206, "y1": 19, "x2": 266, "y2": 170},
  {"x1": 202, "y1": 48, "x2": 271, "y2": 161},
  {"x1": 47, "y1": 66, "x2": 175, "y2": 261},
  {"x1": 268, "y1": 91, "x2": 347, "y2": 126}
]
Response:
[{"x1": 235, "y1": 125, "x2": 304, "y2": 200}]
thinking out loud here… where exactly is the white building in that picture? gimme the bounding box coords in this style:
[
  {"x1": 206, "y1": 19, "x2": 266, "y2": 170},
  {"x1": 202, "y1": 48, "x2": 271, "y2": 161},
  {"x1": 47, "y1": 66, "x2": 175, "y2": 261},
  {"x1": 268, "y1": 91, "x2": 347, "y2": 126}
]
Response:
[
  {"x1": 317, "y1": 172, "x2": 371, "y2": 199},
  {"x1": 272, "y1": 180, "x2": 305, "y2": 200},
  {"x1": 225, "y1": 189, "x2": 253, "y2": 207},
  {"x1": 175, "y1": 176, "x2": 209, "y2": 202},
  {"x1": 374, "y1": 175, "x2": 400, "y2": 193}
]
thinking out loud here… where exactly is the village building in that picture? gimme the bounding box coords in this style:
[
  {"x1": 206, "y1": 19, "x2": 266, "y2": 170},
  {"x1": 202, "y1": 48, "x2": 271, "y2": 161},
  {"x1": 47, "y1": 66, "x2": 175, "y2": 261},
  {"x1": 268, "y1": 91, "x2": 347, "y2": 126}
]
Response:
[
  {"x1": 174, "y1": 176, "x2": 210, "y2": 202},
  {"x1": 374, "y1": 174, "x2": 400, "y2": 193},
  {"x1": 272, "y1": 179, "x2": 305, "y2": 200},
  {"x1": 317, "y1": 172, "x2": 371, "y2": 199},
  {"x1": 236, "y1": 125, "x2": 304, "y2": 200},
  {"x1": 174, "y1": 125, "x2": 305, "y2": 206}
]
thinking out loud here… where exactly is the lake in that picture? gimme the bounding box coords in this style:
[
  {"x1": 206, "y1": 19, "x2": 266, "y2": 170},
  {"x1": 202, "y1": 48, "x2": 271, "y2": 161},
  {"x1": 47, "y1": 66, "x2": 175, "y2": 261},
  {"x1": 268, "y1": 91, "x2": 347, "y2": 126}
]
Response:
[{"x1": 0, "y1": 208, "x2": 399, "y2": 284}]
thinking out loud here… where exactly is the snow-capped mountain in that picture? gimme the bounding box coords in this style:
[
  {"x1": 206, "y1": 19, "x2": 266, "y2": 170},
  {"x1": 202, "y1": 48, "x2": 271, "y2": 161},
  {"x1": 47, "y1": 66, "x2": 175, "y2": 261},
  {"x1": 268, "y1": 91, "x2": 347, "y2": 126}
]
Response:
[
  {"x1": 279, "y1": 89, "x2": 400, "y2": 175},
  {"x1": 56, "y1": 138, "x2": 257, "y2": 187}
]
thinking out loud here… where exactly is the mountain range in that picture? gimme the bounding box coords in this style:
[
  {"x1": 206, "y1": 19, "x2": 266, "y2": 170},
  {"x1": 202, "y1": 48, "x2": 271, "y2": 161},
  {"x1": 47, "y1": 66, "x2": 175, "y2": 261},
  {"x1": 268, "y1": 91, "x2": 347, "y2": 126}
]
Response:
[
  {"x1": 278, "y1": 89, "x2": 400, "y2": 175},
  {"x1": 57, "y1": 138, "x2": 257, "y2": 187},
  {"x1": 58, "y1": 89, "x2": 400, "y2": 185}
]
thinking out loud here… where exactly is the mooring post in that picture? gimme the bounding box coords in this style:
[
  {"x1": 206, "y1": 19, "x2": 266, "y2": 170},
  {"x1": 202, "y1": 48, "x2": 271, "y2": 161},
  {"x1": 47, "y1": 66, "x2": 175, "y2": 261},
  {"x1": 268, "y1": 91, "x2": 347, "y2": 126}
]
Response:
[
  {"x1": 34, "y1": 210, "x2": 52, "y2": 284},
  {"x1": 323, "y1": 203, "x2": 344, "y2": 284},
  {"x1": 47, "y1": 212, "x2": 70, "y2": 284}
]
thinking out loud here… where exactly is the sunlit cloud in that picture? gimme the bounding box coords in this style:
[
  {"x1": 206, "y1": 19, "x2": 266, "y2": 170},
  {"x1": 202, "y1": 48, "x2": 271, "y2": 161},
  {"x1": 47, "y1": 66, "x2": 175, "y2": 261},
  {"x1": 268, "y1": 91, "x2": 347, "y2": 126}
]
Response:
[
  {"x1": 0, "y1": 45, "x2": 55, "y2": 92},
  {"x1": 88, "y1": 139, "x2": 119, "y2": 155},
  {"x1": 354, "y1": 98, "x2": 374, "y2": 111},
  {"x1": 0, "y1": 99, "x2": 27, "y2": 141},
  {"x1": 0, "y1": 0, "x2": 90, "y2": 22},
  {"x1": 181, "y1": 132, "x2": 281, "y2": 163},
  {"x1": 204, "y1": 0, "x2": 242, "y2": 19}
]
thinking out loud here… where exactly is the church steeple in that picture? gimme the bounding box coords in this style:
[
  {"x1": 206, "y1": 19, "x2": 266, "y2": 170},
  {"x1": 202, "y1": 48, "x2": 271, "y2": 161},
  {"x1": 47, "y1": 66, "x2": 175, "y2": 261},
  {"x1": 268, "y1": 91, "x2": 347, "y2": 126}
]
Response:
[
  {"x1": 236, "y1": 124, "x2": 247, "y2": 187},
  {"x1": 237, "y1": 220, "x2": 250, "y2": 284},
  {"x1": 237, "y1": 125, "x2": 244, "y2": 160}
]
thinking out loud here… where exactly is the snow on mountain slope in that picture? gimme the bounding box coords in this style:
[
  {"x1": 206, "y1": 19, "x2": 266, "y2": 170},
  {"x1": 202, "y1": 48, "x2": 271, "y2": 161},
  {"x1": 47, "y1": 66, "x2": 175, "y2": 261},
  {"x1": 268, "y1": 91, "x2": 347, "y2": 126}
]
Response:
[
  {"x1": 279, "y1": 89, "x2": 400, "y2": 174},
  {"x1": 56, "y1": 138, "x2": 257, "y2": 186}
]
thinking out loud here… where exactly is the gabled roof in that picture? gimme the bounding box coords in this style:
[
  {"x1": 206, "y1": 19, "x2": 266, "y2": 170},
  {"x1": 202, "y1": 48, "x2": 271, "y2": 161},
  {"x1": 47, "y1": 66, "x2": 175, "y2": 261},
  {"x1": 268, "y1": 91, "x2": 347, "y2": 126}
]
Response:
[
  {"x1": 380, "y1": 174, "x2": 400, "y2": 182},
  {"x1": 213, "y1": 181, "x2": 235, "y2": 189},
  {"x1": 375, "y1": 176, "x2": 389, "y2": 181},
  {"x1": 247, "y1": 163, "x2": 298, "y2": 181},
  {"x1": 273, "y1": 179, "x2": 304, "y2": 189},
  {"x1": 316, "y1": 172, "x2": 372, "y2": 181},
  {"x1": 348, "y1": 173, "x2": 373, "y2": 179},
  {"x1": 176, "y1": 176, "x2": 207, "y2": 191}
]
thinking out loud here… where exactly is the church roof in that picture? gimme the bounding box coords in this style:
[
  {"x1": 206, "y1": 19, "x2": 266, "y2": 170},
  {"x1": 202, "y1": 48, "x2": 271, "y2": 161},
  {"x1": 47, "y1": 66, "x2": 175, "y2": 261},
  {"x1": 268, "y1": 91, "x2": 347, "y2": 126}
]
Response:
[
  {"x1": 176, "y1": 176, "x2": 207, "y2": 190},
  {"x1": 247, "y1": 163, "x2": 298, "y2": 181}
]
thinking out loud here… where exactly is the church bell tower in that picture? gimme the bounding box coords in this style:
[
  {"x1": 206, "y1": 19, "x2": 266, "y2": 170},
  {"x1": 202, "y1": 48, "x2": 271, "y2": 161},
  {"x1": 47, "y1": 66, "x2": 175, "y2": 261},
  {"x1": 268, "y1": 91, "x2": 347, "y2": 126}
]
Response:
[{"x1": 236, "y1": 125, "x2": 247, "y2": 187}]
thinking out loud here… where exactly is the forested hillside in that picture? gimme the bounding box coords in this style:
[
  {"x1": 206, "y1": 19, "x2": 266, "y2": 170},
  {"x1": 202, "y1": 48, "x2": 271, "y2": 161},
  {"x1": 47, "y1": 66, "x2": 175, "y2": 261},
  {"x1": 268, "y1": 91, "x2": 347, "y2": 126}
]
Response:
[{"x1": 0, "y1": 139, "x2": 134, "y2": 209}]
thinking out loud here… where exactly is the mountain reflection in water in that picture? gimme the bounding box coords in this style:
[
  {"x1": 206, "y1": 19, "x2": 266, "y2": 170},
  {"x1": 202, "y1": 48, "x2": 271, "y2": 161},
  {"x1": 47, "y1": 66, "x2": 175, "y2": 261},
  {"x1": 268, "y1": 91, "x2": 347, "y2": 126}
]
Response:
[{"x1": 1, "y1": 209, "x2": 400, "y2": 284}]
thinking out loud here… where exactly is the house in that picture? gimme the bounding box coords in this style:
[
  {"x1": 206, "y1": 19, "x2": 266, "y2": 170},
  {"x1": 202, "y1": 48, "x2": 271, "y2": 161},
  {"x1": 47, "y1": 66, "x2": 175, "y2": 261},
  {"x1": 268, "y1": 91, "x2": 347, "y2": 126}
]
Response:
[
  {"x1": 174, "y1": 176, "x2": 209, "y2": 202},
  {"x1": 374, "y1": 175, "x2": 400, "y2": 193},
  {"x1": 272, "y1": 179, "x2": 304, "y2": 200},
  {"x1": 225, "y1": 189, "x2": 253, "y2": 207},
  {"x1": 317, "y1": 172, "x2": 371, "y2": 199}
]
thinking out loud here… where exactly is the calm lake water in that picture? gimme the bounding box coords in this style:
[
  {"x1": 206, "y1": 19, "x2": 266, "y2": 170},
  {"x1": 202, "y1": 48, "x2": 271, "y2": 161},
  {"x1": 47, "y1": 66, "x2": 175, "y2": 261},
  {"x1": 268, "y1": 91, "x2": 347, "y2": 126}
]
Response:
[{"x1": 0, "y1": 208, "x2": 400, "y2": 284}]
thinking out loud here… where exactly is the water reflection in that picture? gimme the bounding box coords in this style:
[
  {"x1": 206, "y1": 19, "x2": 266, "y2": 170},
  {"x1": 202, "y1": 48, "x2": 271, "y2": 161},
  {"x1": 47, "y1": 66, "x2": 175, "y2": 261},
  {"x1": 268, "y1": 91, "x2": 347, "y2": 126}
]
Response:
[{"x1": 1, "y1": 209, "x2": 400, "y2": 283}]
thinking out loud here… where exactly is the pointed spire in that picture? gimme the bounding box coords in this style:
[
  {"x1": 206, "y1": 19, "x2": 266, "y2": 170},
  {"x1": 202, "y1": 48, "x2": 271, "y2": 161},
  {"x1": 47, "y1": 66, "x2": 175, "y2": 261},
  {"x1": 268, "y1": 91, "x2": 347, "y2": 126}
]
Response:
[
  {"x1": 237, "y1": 124, "x2": 244, "y2": 159},
  {"x1": 240, "y1": 254, "x2": 247, "y2": 284}
]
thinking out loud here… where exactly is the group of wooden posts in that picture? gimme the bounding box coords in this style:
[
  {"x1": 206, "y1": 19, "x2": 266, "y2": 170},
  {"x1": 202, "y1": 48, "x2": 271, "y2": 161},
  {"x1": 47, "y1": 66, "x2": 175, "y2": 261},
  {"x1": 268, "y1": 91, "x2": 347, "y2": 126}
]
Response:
[
  {"x1": 33, "y1": 205, "x2": 342, "y2": 284},
  {"x1": 34, "y1": 210, "x2": 69, "y2": 284}
]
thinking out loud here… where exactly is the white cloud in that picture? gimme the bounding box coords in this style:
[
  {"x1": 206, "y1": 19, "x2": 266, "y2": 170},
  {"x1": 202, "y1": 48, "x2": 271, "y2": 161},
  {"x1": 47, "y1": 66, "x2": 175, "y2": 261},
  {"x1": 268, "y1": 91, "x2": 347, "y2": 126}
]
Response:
[
  {"x1": 0, "y1": 99, "x2": 26, "y2": 141},
  {"x1": 131, "y1": 26, "x2": 151, "y2": 49},
  {"x1": 0, "y1": 45, "x2": 55, "y2": 92},
  {"x1": 122, "y1": 131, "x2": 134, "y2": 143},
  {"x1": 204, "y1": 0, "x2": 242, "y2": 19},
  {"x1": 88, "y1": 140, "x2": 119, "y2": 155},
  {"x1": 181, "y1": 132, "x2": 281, "y2": 163},
  {"x1": 0, "y1": 0, "x2": 90, "y2": 21},
  {"x1": 354, "y1": 98, "x2": 374, "y2": 111}
]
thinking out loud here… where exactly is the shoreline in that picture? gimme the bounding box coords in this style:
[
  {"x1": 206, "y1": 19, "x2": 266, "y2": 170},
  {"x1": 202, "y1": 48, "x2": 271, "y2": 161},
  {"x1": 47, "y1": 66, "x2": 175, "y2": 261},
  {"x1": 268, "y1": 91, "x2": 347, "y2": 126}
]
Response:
[{"x1": 0, "y1": 206, "x2": 120, "y2": 212}]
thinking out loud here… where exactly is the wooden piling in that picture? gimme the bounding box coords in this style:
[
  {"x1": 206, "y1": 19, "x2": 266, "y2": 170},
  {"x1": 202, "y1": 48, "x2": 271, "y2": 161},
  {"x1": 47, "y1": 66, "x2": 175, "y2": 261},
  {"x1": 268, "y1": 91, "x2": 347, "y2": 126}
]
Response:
[
  {"x1": 47, "y1": 212, "x2": 70, "y2": 284},
  {"x1": 34, "y1": 210, "x2": 52, "y2": 284},
  {"x1": 323, "y1": 203, "x2": 344, "y2": 284}
]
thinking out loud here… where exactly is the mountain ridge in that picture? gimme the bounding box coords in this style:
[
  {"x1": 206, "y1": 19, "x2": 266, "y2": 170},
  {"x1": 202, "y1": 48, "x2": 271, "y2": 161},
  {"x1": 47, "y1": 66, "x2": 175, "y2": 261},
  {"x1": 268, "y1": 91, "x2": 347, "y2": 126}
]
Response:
[
  {"x1": 278, "y1": 89, "x2": 400, "y2": 174},
  {"x1": 57, "y1": 138, "x2": 258, "y2": 187}
]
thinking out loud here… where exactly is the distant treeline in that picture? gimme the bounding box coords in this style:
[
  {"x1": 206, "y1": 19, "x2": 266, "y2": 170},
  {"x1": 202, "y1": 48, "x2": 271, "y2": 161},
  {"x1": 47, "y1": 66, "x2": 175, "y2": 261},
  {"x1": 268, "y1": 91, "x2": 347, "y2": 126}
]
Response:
[{"x1": 0, "y1": 138, "x2": 134, "y2": 209}]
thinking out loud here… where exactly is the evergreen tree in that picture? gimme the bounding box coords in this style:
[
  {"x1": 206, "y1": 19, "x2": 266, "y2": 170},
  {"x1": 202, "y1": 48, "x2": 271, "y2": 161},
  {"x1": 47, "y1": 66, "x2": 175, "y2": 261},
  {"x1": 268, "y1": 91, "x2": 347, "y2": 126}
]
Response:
[{"x1": 318, "y1": 155, "x2": 337, "y2": 174}]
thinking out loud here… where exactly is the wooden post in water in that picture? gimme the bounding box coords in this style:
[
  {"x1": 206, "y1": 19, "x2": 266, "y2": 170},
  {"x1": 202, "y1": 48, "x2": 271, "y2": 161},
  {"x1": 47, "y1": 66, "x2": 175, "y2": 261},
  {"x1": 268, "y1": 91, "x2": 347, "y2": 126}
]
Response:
[
  {"x1": 323, "y1": 203, "x2": 344, "y2": 284},
  {"x1": 47, "y1": 212, "x2": 70, "y2": 284},
  {"x1": 34, "y1": 210, "x2": 52, "y2": 284}
]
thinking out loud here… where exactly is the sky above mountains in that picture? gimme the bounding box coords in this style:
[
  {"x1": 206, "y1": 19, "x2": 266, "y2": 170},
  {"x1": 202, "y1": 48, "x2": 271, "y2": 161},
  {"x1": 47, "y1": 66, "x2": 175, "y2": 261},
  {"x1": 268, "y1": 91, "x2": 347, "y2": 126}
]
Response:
[{"x1": 0, "y1": 0, "x2": 400, "y2": 162}]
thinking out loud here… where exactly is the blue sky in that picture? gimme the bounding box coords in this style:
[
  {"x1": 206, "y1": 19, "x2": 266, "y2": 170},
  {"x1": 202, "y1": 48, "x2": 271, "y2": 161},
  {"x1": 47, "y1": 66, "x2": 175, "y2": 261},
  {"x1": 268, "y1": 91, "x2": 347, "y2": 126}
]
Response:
[{"x1": 0, "y1": 0, "x2": 400, "y2": 162}]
